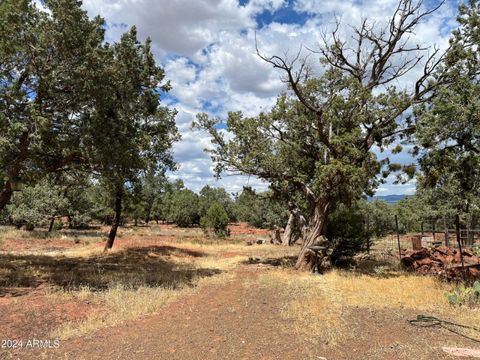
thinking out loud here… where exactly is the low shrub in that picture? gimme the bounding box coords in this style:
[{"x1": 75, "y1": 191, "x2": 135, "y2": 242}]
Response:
[
  {"x1": 446, "y1": 281, "x2": 480, "y2": 307},
  {"x1": 200, "y1": 202, "x2": 230, "y2": 238}
]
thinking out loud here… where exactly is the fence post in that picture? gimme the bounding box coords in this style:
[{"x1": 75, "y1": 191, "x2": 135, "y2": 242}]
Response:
[
  {"x1": 366, "y1": 213, "x2": 370, "y2": 254},
  {"x1": 395, "y1": 215, "x2": 402, "y2": 261},
  {"x1": 432, "y1": 219, "x2": 436, "y2": 241},
  {"x1": 444, "y1": 216, "x2": 449, "y2": 246},
  {"x1": 455, "y1": 214, "x2": 465, "y2": 280}
]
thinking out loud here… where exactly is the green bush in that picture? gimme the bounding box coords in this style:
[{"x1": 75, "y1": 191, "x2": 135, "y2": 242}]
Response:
[
  {"x1": 446, "y1": 281, "x2": 480, "y2": 307},
  {"x1": 165, "y1": 189, "x2": 200, "y2": 227},
  {"x1": 7, "y1": 181, "x2": 68, "y2": 230},
  {"x1": 327, "y1": 203, "x2": 369, "y2": 264},
  {"x1": 200, "y1": 202, "x2": 230, "y2": 238}
]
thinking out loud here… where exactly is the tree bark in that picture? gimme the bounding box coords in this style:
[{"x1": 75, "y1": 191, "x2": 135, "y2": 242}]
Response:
[
  {"x1": 281, "y1": 212, "x2": 296, "y2": 246},
  {"x1": 48, "y1": 217, "x2": 55, "y2": 232},
  {"x1": 104, "y1": 185, "x2": 123, "y2": 251},
  {"x1": 295, "y1": 200, "x2": 330, "y2": 271},
  {"x1": 0, "y1": 182, "x2": 13, "y2": 212},
  {"x1": 0, "y1": 132, "x2": 30, "y2": 211},
  {"x1": 269, "y1": 228, "x2": 283, "y2": 244}
]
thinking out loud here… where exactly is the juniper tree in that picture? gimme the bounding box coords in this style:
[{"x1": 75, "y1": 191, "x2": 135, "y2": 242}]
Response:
[
  {"x1": 84, "y1": 28, "x2": 179, "y2": 250},
  {"x1": 414, "y1": 0, "x2": 480, "y2": 229},
  {"x1": 0, "y1": 0, "x2": 105, "y2": 210},
  {"x1": 198, "y1": 185, "x2": 236, "y2": 221},
  {"x1": 196, "y1": 0, "x2": 448, "y2": 270},
  {"x1": 163, "y1": 188, "x2": 200, "y2": 227},
  {"x1": 200, "y1": 201, "x2": 230, "y2": 238}
]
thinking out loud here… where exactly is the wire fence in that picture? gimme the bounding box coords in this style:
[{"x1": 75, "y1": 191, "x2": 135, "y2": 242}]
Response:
[{"x1": 368, "y1": 214, "x2": 480, "y2": 261}]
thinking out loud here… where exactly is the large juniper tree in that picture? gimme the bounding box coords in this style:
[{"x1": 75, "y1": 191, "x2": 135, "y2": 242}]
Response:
[
  {"x1": 0, "y1": 0, "x2": 105, "y2": 210},
  {"x1": 196, "y1": 0, "x2": 448, "y2": 270}
]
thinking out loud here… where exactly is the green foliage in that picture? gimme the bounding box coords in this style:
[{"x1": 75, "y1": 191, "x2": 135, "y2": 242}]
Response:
[
  {"x1": 327, "y1": 203, "x2": 369, "y2": 262},
  {"x1": 85, "y1": 181, "x2": 115, "y2": 224},
  {"x1": 473, "y1": 245, "x2": 480, "y2": 258},
  {"x1": 194, "y1": 2, "x2": 444, "y2": 260},
  {"x1": 7, "y1": 180, "x2": 68, "y2": 230},
  {"x1": 198, "y1": 185, "x2": 235, "y2": 221},
  {"x1": 234, "y1": 187, "x2": 289, "y2": 229},
  {"x1": 0, "y1": 0, "x2": 106, "y2": 202},
  {"x1": 414, "y1": 0, "x2": 480, "y2": 218},
  {"x1": 362, "y1": 199, "x2": 395, "y2": 237},
  {"x1": 200, "y1": 201, "x2": 230, "y2": 238},
  {"x1": 84, "y1": 27, "x2": 179, "y2": 188},
  {"x1": 163, "y1": 189, "x2": 199, "y2": 227},
  {"x1": 446, "y1": 281, "x2": 480, "y2": 307},
  {"x1": 0, "y1": 0, "x2": 178, "y2": 250}
]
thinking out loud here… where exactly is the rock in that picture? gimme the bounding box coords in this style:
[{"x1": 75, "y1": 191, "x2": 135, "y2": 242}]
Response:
[
  {"x1": 248, "y1": 257, "x2": 261, "y2": 264},
  {"x1": 399, "y1": 246, "x2": 480, "y2": 280},
  {"x1": 462, "y1": 249, "x2": 474, "y2": 257},
  {"x1": 400, "y1": 256, "x2": 415, "y2": 268},
  {"x1": 417, "y1": 257, "x2": 434, "y2": 267},
  {"x1": 411, "y1": 248, "x2": 430, "y2": 260},
  {"x1": 469, "y1": 267, "x2": 480, "y2": 278}
]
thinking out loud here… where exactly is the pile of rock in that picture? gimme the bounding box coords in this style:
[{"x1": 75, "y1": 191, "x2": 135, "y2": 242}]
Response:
[{"x1": 400, "y1": 246, "x2": 480, "y2": 279}]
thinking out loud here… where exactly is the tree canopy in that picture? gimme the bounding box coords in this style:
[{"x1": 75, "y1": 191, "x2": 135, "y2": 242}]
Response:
[{"x1": 195, "y1": 0, "x2": 448, "y2": 270}]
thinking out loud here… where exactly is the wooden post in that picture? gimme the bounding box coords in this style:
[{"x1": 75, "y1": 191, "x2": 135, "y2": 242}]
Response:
[
  {"x1": 366, "y1": 213, "x2": 370, "y2": 254},
  {"x1": 432, "y1": 219, "x2": 436, "y2": 241},
  {"x1": 421, "y1": 221, "x2": 424, "y2": 236},
  {"x1": 455, "y1": 214, "x2": 465, "y2": 280},
  {"x1": 444, "y1": 216, "x2": 449, "y2": 246},
  {"x1": 395, "y1": 215, "x2": 402, "y2": 260}
]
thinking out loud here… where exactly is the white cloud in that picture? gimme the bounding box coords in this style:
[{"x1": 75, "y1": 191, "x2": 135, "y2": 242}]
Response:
[{"x1": 81, "y1": 0, "x2": 457, "y2": 195}]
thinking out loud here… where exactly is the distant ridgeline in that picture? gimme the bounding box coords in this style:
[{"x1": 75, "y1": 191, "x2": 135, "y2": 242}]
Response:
[{"x1": 368, "y1": 195, "x2": 409, "y2": 204}]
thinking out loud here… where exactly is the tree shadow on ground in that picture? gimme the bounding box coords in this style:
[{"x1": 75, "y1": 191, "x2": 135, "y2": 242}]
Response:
[
  {"x1": 348, "y1": 257, "x2": 405, "y2": 278},
  {"x1": 0, "y1": 245, "x2": 220, "y2": 297},
  {"x1": 243, "y1": 255, "x2": 298, "y2": 268}
]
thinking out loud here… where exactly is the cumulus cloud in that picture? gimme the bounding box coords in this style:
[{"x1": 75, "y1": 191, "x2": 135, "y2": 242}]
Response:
[{"x1": 81, "y1": 0, "x2": 457, "y2": 194}]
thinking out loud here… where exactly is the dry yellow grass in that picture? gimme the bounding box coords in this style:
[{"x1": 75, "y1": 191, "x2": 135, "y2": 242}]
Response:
[
  {"x1": 43, "y1": 229, "x2": 264, "y2": 340},
  {"x1": 50, "y1": 271, "x2": 234, "y2": 340},
  {"x1": 255, "y1": 266, "x2": 480, "y2": 347},
  {"x1": 7, "y1": 223, "x2": 479, "y2": 351}
]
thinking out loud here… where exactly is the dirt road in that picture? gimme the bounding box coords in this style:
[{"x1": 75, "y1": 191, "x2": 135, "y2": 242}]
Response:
[{"x1": 2, "y1": 265, "x2": 480, "y2": 360}]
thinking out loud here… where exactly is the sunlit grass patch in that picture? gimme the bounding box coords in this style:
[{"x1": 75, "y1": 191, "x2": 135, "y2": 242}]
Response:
[
  {"x1": 254, "y1": 266, "x2": 480, "y2": 347},
  {"x1": 255, "y1": 270, "x2": 347, "y2": 345},
  {"x1": 50, "y1": 271, "x2": 233, "y2": 340}
]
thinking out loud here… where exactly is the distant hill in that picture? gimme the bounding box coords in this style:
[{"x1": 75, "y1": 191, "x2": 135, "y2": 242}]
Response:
[{"x1": 369, "y1": 194, "x2": 408, "y2": 204}]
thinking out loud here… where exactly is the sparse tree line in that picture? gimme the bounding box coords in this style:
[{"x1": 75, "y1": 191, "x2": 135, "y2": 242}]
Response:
[{"x1": 1, "y1": 0, "x2": 479, "y2": 267}]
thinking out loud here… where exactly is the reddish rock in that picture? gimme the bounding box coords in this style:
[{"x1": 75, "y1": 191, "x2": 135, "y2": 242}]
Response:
[
  {"x1": 462, "y1": 249, "x2": 474, "y2": 257},
  {"x1": 411, "y1": 248, "x2": 430, "y2": 260},
  {"x1": 417, "y1": 257, "x2": 434, "y2": 266}
]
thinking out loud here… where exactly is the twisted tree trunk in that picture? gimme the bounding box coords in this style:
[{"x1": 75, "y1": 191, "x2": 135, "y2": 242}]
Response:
[
  {"x1": 281, "y1": 212, "x2": 296, "y2": 246},
  {"x1": 104, "y1": 185, "x2": 123, "y2": 251},
  {"x1": 295, "y1": 200, "x2": 330, "y2": 271}
]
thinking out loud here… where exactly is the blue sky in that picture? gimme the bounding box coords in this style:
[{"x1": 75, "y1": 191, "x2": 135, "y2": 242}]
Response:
[{"x1": 79, "y1": 0, "x2": 460, "y2": 195}]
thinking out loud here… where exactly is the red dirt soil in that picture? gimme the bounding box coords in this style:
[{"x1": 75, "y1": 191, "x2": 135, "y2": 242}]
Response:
[
  {"x1": 228, "y1": 222, "x2": 268, "y2": 236},
  {"x1": 4, "y1": 266, "x2": 478, "y2": 360}
]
